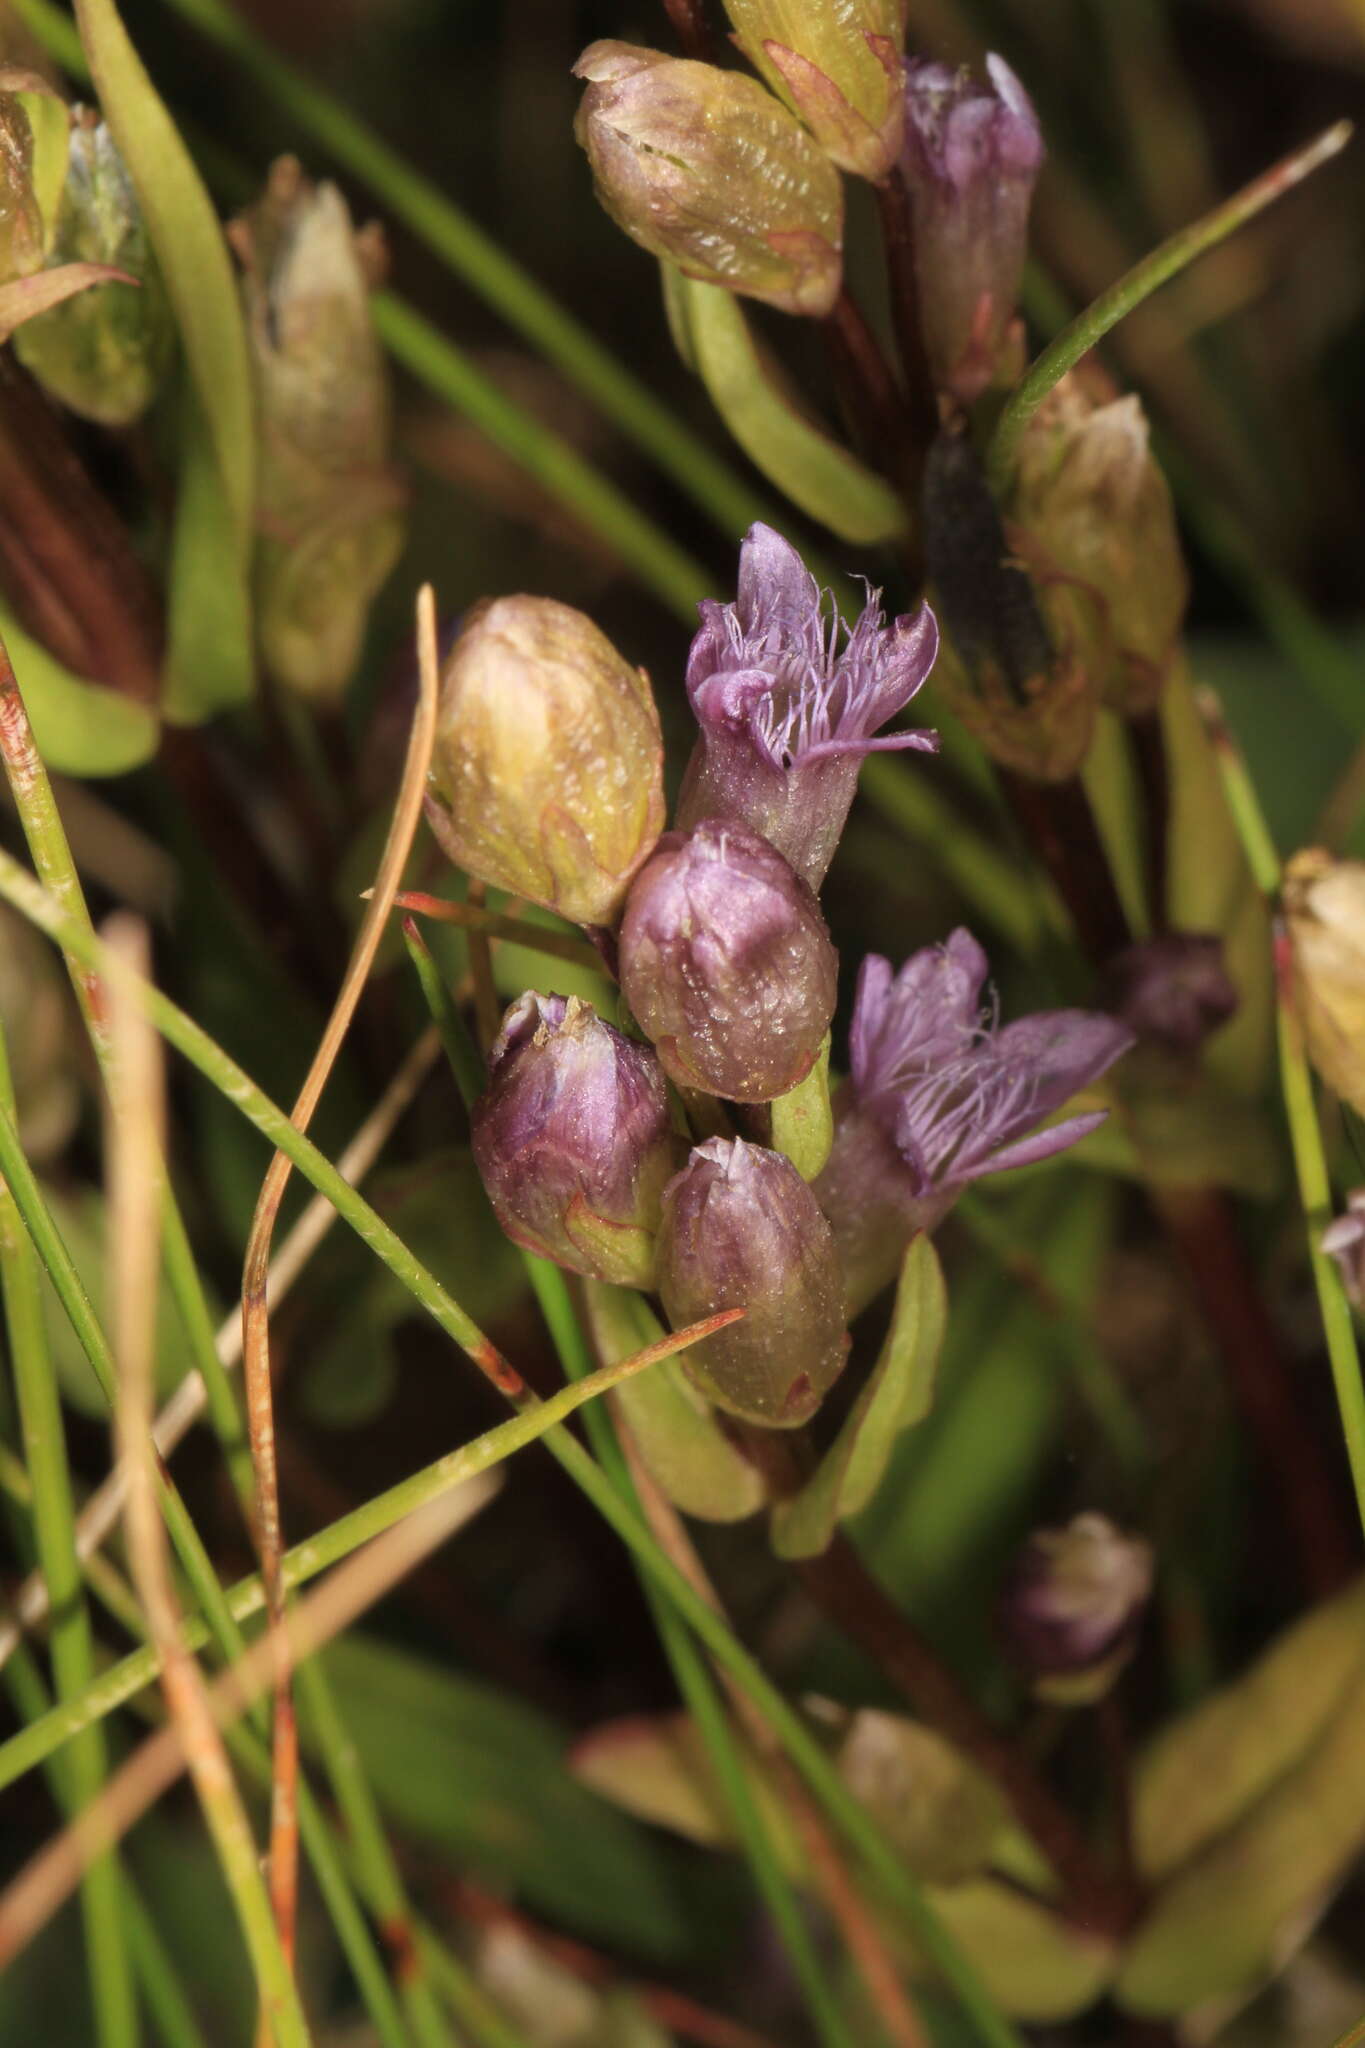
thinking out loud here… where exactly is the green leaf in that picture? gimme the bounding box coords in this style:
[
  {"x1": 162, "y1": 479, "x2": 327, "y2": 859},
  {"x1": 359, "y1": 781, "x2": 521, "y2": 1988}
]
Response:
[
  {"x1": 161, "y1": 374, "x2": 254, "y2": 720},
  {"x1": 322, "y1": 1634, "x2": 697, "y2": 1961},
  {"x1": 663, "y1": 267, "x2": 907, "y2": 546},
  {"x1": 572, "y1": 1708, "x2": 801, "y2": 1871},
  {"x1": 1116, "y1": 1644, "x2": 1365, "y2": 2015},
  {"x1": 834, "y1": 1710, "x2": 1007, "y2": 1886},
  {"x1": 909, "y1": 1881, "x2": 1115, "y2": 2024},
  {"x1": 0, "y1": 604, "x2": 156, "y2": 776},
  {"x1": 74, "y1": 0, "x2": 255, "y2": 718},
  {"x1": 772, "y1": 1235, "x2": 946, "y2": 1560},
  {"x1": 770, "y1": 1032, "x2": 833, "y2": 1181},
  {"x1": 1133, "y1": 1576, "x2": 1365, "y2": 1883},
  {"x1": 583, "y1": 1282, "x2": 765, "y2": 1524}
]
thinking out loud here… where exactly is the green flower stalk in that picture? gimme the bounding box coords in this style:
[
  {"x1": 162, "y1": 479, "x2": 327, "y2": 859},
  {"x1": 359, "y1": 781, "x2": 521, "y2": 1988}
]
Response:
[
  {"x1": 721, "y1": 0, "x2": 907, "y2": 183},
  {"x1": 573, "y1": 42, "x2": 844, "y2": 317},
  {"x1": 428, "y1": 593, "x2": 666, "y2": 929},
  {"x1": 230, "y1": 155, "x2": 405, "y2": 701},
  {"x1": 658, "y1": 1137, "x2": 848, "y2": 1427},
  {"x1": 14, "y1": 112, "x2": 174, "y2": 427}
]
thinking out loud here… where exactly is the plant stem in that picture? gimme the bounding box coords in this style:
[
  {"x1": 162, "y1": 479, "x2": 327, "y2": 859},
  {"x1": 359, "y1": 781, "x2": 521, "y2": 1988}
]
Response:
[
  {"x1": 997, "y1": 768, "x2": 1133, "y2": 962},
  {"x1": 873, "y1": 172, "x2": 939, "y2": 474},
  {"x1": 990, "y1": 121, "x2": 1353, "y2": 489},
  {"x1": 1129, "y1": 709, "x2": 1171, "y2": 929}
]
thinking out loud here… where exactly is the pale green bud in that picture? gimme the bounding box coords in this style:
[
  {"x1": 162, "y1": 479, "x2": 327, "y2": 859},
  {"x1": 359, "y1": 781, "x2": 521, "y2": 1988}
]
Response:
[
  {"x1": 1008, "y1": 372, "x2": 1187, "y2": 716},
  {"x1": 14, "y1": 113, "x2": 173, "y2": 427},
  {"x1": 231, "y1": 157, "x2": 405, "y2": 701},
  {"x1": 574, "y1": 43, "x2": 843, "y2": 318},
  {"x1": 428, "y1": 595, "x2": 666, "y2": 929}
]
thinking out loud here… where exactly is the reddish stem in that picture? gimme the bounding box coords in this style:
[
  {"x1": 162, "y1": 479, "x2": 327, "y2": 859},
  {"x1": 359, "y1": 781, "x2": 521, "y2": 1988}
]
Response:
[
  {"x1": 874, "y1": 171, "x2": 939, "y2": 469},
  {"x1": 999, "y1": 767, "x2": 1134, "y2": 964}
]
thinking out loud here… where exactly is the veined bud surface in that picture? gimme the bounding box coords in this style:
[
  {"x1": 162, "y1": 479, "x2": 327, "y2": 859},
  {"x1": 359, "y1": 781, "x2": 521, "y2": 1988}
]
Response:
[
  {"x1": 0, "y1": 83, "x2": 46, "y2": 282},
  {"x1": 900, "y1": 54, "x2": 1042, "y2": 404},
  {"x1": 14, "y1": 113, "x2": 173, "y2": 427},
  {"x1": 230, "y1": 157, "x2": 405, "y2": 700},
  {"x1": 658, "y1": 1137, "x2": 848, "y2": 1427},
  {"x1": 619, "y1": 819, "x2": 837, "y2": 1102},
  {"x1": 1284, "y1": 848, "x2": 1365, "y2": 1120},
  {"x1": 998, "y1": 1512, "x2": 1154, "y2": 1705},
  {"x1": 471, "y1": 993, "x2": 682, "y2": 1289},
  {"x1": 429, "y1": 594, "x2": 665, "y2": 929},
  {"x1": 573, "y1": 42, "x2": 843, "y2": 317},
  {"x1": 1008, "y1": 371, "x2": 1187, "y2": 715},
  {"x1": 721, "y1": 0, "x2": 906, "y2": 183}
]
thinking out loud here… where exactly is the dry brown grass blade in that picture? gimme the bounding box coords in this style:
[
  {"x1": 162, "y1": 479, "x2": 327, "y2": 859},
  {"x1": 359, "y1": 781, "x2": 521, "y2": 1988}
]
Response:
[
  {"x1": 239, "y1": 586, "x2": 440, "y2": 1994},
  {"x1": 0, "y1": 1021, "x2": 443, "y2": 1674},
  {"x1": 98, "y1": 914, "x2": 311, "y2": 2048}
]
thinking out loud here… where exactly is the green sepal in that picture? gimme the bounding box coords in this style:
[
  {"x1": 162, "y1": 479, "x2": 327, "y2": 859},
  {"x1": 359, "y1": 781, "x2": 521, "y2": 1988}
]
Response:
[
  {"x1": 769, "y1": 1032, "x2": 832, "y2": 1180},
  {"x1": 583, "y1": 1281, "x2": 765, "y2": 1523},
  {"x1": 662, "y1": 265, "x2": 907, "y2": 546},
  {"x1": 771, "y1": 1233, "x2": 946, "y2": 1559}
]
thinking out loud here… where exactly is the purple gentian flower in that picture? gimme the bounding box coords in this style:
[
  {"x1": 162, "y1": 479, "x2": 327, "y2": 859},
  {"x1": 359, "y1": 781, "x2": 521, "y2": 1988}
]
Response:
[
  {"x1": 816, "y1": 929, "x2": 1133, "y2": 1309},
  {"x1": 676, "y1": 524, "x2": 939, "y2": 893},
  {"x1": 900, "y1": 55, "x2": 1044, "y2": 404}
]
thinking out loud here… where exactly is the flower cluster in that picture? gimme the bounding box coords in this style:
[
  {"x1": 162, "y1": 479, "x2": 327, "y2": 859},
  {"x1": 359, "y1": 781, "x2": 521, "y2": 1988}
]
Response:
[{"x1": 436, "y1": 524, "x2": 1130, "y2": 1431}]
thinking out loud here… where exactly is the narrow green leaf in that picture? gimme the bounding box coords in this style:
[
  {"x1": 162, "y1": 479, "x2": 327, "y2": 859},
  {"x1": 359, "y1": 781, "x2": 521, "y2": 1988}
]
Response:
[
  {"x1": 74, "y1": 0, "x2": 255, "y2": 717},
  {"x1": 772, "y1": 1235, "x2": 946, "y2": 1560},
  {"x1": 583, "y1": 1283, "x2": 765, "y2": 1524},
  {"x1": 663, "y1": 268, "x2": 907, "y2": 546},
  {"x1": 770, "y1": 1033, "x2": 833, "y2": 1181},
  {"x1": 0, "y1": 603, "x2": 156, "y2": 775},
  {"x1": 910, "y1": 1881, "x2": 1115, "y2": 2024},
  {"x1": 161, "y1": 376, "x2": 254, "y2": 719}
]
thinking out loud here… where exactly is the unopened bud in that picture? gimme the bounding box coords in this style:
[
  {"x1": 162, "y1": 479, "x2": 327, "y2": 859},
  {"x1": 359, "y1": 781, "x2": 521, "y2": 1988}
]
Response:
[
  {"x1": 722, "y1": 0, "x2": 905, "y2": 183},
  {"x1": 922, "y1": 427, "x2": 1095, "y2": 782},
  {"x1": 230, "y1": 157, "x2": 404, "y2": 700},
  {"x1": 14, "y1": 114, "x2": 173, "y2": 427},
  {"x1": 1284, "y1": 849, "x2": 1365, "y2": 1120},
  {"x1": 900, "y1": 55, "x2": 1043, "y2": 404},
  {"x1": 1323, "y1": 1191, "x2": 1365, "y2": 1311},
  {"x1": 471, "y1": 993, "x2": 683, "y2": 1289},
  {"x1": 429, "y1": 595, "x2": 665, "y2": 929},
  {"x1": 0, "y1": 84, "x2": 46, "y2": 281},
  {"x1": 620, "y1": 820, "x2": 837, "y2": 1102},
  {"x1": 998, "y1": 1512, "x2": 1153, "y2": 1705},
  {"x1": 573, "y1": 43, "x2": 843, "y2": 318},
  {"x1": 1007, "y1": 372, "x2": 1187, "y2": 715},
  {"x1": 658, "y1": 1137, "x2": 848, "y2": 1426},
  {"x1": 1102, "y1": 934, "x2": 1238, "y2": 1055}
]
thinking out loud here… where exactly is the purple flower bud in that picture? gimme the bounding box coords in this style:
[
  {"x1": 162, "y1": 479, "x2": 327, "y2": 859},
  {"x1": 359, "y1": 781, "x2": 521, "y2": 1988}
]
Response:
[
  {"x1": 471, "y1": 993, "x2": 683, "y2": 1289},
  {"x1": 816, "y1": 930, "x2": 1132, "y2": 1307},
  {"x1": 573, "y1": 43, "x2": 844, "y2": 319},
  {"x1": 1322, "y1": 1191, "x2": 1365, "y2": 1311},
  {"x1": 658, "y1": 1137, "x2": 848, "y2": 1426},
  {"x1": 620, "y1": 820, "x2": 838, "y2": 1103},
  {"x1": 900, "y1": 55, "x2": 1043, "y2": 404},
  {"x1": 998, "y1": 1512, "x2": 1154, "y2": 1704},
  {"x1": 676, "y1": 524, "x2": 939, "y2": 892},
  {"x1": 1102, "y1": 934, "x2": 1238, "y2": 1055}
]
